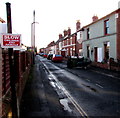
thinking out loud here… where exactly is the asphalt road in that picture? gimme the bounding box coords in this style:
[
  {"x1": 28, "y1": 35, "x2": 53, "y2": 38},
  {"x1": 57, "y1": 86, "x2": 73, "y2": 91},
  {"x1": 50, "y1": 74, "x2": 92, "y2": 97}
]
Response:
[
  {"x1": 20, "y1": 55, "x2": 120, "y2": 118},
  {"x1": 20, "y1": 56, "x2": 72, "y2": 118}
]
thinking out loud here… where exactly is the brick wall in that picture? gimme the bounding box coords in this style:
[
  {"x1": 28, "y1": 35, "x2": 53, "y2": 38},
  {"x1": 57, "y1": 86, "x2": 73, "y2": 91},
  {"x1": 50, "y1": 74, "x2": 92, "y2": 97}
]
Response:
[
  {"x1": 72, "y1": 35, "x2": 76, "y2": 44},
  {"x1": 2, "y1": 49, "x2": 11, "y2": 96},
  {"x1": 0, "y1": 49, "x2": 34, "y2": 117}
]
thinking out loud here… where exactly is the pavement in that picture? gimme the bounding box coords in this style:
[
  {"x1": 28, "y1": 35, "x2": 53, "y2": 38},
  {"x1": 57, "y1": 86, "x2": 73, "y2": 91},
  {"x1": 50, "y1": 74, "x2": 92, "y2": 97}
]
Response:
[
  {"x1": 19, "y1": 56, "x2": 120, "y2": 118},
  {"x1": 62, "y1": 59, "x2": 120, "y2": 79},
  {"x1": 89, "y1": 66, "x2": 120, "y2": 79}
]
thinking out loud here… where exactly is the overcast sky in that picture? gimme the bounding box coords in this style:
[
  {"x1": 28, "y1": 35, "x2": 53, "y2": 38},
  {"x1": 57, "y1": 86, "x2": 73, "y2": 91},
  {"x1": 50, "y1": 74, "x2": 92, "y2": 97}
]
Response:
[{"x1": 0, "y1": 0, "x2": 119, "y2": 49}]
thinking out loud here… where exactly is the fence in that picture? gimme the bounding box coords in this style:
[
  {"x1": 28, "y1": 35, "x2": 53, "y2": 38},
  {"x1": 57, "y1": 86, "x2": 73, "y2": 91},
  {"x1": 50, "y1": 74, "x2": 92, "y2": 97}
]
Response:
[
  {"x1": 92, "y1": 58, "x2": 120, "y2": 71},
  {"x1": 109, "y1": 58, "x2": 120, "y2": 71},
  {"x1": 0, "y1": 48, "x2": 34, "y2": 118}
]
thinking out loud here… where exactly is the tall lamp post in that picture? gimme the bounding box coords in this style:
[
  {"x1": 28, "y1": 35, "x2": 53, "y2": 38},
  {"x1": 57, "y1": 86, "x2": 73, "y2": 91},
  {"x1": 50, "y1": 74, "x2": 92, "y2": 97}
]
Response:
[
  {"x1": 31, "y1": 10, "x2": 39, "y2": 63},
  {"x1": 31, "y1": 10, "x2": 39, "y2": 52}
]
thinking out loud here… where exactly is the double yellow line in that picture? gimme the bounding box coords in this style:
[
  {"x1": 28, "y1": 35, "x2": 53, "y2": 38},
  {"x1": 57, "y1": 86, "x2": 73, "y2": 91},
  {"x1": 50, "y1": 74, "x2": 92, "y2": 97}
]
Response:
[
  {"x1": 41, "y1": 60, "x2": 89, "y2": 118},
  {"x1": 58, "y1": 81, "x2": 89, "y2": 118}
]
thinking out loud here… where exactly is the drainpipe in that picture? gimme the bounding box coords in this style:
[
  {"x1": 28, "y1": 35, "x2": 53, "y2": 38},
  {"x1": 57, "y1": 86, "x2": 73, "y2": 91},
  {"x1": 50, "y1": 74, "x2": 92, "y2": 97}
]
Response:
[{"x1": 74, "y1": 33, "x2": 77, "y2": 56}]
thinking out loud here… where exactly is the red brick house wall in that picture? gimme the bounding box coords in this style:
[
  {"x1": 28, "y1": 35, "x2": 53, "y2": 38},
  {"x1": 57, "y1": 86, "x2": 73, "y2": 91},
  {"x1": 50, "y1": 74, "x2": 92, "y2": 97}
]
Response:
[
  {"x1": 56, "y1": 44, "x2": 59, "y2": 54},
  {"x1": 76, "y1": 41, "x2": 82, "y2": 55},
  {"x1": 61, "y1": 33, "x2": 77, "y2": 56},
  {"x1": 72, "y1": 35, "x2": 76, "y2": 44}
]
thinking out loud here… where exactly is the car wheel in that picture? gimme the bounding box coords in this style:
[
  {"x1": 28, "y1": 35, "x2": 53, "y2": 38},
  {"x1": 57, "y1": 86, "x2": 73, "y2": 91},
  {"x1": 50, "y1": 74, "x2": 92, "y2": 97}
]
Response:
[{"x1": 67, "y1": 61, "x2": 73, "y2": 68}]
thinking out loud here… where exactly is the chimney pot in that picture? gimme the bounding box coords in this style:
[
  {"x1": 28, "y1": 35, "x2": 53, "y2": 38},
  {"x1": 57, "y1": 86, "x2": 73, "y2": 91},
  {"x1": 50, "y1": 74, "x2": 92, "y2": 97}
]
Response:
[
  {"x1": 76, "y1": 20, "x2": 81, "y2": 31},
  {"x1": 67, "y1": 27, "x2": 71, "y2": 36},
  {"x1": 59, "y1": 34, "x2": 63, "y2": 39},
  {"x1": 92, "y1": 15, "x2": 98, "y2": 22},
  {"x1": 63, "y1": 30, "x2": 68, "y2": 37}
]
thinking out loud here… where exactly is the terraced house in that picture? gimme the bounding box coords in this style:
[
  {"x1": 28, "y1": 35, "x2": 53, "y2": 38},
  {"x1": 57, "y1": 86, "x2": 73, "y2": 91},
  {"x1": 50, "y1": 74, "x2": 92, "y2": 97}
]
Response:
[
  {"x1": 55, "y1": 21, "x2": 82, "y2": 57},
  {"x1": 61, "y1": 27, "x2": 77, "y2": 57},
  {"x1": 82, "y1": 7, "x2": 120, "y2": 70}
]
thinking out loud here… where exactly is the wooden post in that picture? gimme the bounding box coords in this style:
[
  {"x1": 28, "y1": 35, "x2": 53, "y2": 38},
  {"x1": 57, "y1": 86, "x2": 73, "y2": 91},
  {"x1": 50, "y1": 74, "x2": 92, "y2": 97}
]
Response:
[
  {"x1": 6, "y1": 2, "x2": 18, "y2": 118},
  {"x1": 0, "y1": 48, "x2": 2, "y2": 118}
]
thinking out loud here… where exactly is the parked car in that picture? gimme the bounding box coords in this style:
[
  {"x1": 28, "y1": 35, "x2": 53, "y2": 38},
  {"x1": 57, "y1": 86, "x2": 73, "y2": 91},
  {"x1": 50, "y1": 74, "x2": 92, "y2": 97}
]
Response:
[
  {"x1": 43, "y1": 53, "x2": 48, "y2": 58},
  {"x1": 47, "y1": 54, "x2": 53, "y2": 60},
  {"x1": 39, "y1": 53, "x2": 44, "y2": 56},
  {"x1": 67, "y1": 56, "x2": 91, "y2": 69},
  {"x1": 52, "y1": 54, "x2": 63, "y2": 62}
]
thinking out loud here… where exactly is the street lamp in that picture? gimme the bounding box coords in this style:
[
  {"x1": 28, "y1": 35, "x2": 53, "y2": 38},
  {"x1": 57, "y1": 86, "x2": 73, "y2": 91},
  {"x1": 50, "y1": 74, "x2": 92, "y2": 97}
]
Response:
[
  {"x1": 31, "y1": 10, "x2": 39, "y2": 64},
  {"x1": 31, "y1": 10, "x2": 39, "y2": 53}
]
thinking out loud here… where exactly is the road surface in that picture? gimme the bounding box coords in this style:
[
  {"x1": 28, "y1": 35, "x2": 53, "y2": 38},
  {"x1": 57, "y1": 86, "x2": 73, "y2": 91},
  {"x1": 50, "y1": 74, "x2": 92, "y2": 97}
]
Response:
[{"x1": 20, "y1": 55, "x2": 120, "y2": 118}]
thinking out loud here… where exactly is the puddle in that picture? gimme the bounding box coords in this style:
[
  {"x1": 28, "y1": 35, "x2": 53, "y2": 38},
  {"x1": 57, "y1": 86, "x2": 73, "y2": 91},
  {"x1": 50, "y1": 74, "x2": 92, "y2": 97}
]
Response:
[
  {"x1": 60, "y1": 98, "x2": 72, "y2": 112},
  {"x1": 48, "y1": 75, "x2": 54, "y2": 80},
  {"x1": 48, "y1": 77, "x2": 52, "y2": 80},
  {"x1": 50, "y1": 81, "x2": 56, "y2": 88}
]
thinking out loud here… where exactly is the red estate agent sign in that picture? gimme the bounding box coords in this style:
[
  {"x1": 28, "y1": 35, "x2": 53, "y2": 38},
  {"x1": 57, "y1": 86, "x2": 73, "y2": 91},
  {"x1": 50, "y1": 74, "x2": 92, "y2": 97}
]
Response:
[{"x1": 1, "y1": 34, "x2": 21, "y2": 48}]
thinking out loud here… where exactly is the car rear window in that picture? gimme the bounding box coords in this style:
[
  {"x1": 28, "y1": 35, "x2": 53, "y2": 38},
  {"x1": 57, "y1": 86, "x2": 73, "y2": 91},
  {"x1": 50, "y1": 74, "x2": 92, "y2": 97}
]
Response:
[{"x1": 55, "y1": 55, "x2": 62, "y2": 57}]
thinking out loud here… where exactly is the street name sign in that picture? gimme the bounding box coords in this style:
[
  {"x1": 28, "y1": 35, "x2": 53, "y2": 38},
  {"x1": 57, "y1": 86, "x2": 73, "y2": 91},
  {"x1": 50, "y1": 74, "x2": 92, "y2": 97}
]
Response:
[{"x1": 1, "y1": 33, "x2": 21, "y2": 48}]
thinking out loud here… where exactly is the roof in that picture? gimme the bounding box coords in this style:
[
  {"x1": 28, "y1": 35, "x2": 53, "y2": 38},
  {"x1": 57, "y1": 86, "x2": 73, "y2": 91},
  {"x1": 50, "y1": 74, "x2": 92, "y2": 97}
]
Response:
[
  {"x1": 83, "y1": 8, "x2": 120, "y2": 28},
  {"x1": 56, "y1": 37, "x2": 64, "y2": 44},
  {"x1": 47, "y1": 41, "x2": 56, "y2": 47}
]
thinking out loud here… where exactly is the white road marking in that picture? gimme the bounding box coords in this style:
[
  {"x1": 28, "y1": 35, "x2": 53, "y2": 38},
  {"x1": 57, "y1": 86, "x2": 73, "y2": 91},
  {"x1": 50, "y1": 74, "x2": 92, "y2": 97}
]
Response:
[
  {"x1": 86, "y1": 79, "x2": 90, "y2": 82},
  {"x1": 95, "y1": 83, "x2": 103, "y2": 89}
]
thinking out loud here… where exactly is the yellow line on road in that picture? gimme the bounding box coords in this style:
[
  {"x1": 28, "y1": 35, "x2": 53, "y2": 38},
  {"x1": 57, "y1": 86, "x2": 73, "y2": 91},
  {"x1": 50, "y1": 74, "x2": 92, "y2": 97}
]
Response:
[
  {"x1": 41, "y1": 61, "x2": 89, "y2": 118},
  {"x1": 58, "y1": 81, "x2": 89, "y2": 118}
]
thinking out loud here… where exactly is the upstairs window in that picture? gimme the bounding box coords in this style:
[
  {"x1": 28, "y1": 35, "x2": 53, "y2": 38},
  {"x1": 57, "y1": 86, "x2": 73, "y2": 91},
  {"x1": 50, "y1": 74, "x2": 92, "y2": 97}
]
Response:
[
  {"x1": 87, "y1": 28, "x2": 90, "y2": 39},
  {"x1": 67, "y1": 39, "x2": 69, "y2": 45},
  {"x1": 104, "y1": 19, "x2": 109, "y2": 35},
  {"x1": 70, "y1": 38, "x2": 72, "y2": 45}
]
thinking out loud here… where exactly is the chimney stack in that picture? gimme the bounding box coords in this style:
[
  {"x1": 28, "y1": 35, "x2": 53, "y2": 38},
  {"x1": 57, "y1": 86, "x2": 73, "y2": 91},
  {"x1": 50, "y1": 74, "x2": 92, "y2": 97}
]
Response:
[
  {"x1": 92, "y1": 15, "x2": 98, "y2": 22},
  {"x1": 59, "y1": 34, "x2": 63, "y2": 39},
  {"x1": 63, "y1": 30, "x2": 68, "y2": 37},
  {"x1": 67, "y1": 27, "x2": 71, "y2": 36},
  {"x1": 76, "y1": 20, "x2": 81, "y2": 31}
]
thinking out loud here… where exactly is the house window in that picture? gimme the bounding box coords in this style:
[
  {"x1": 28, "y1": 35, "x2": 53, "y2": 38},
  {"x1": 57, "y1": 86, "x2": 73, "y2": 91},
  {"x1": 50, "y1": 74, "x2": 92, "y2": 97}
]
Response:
[
  {"x1": 80, "y1": 32, "x2": 82, "y2": 39},
  {"x1": 61, "y1": 42, "x2": 63, "y2": 47},
  {"x1": 67, "y1": 39, "x2": 69, "y2": 45},
  {"x1": 70, "y1": 48, "x2": 72, "y2": 56},
  {"x1": 104, "y1": 19, "x2": 109, "y2": 35},
  {"x1": 87, "y1": 28, "x2": 90, "y2": 39},
  {"x1": 70, "y1": 38, "x2": 72, "y2": 45}
]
